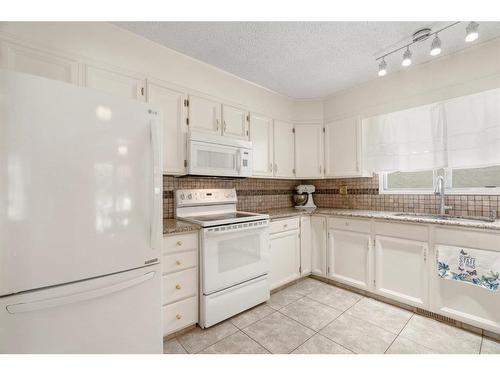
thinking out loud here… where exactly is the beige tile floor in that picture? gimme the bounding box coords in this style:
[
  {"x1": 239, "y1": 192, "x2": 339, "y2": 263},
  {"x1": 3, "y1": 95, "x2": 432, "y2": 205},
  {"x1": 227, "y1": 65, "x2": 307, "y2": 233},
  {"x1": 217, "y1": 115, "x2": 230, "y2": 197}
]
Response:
[{"x1": 164, "y1": 277, "x2": 500, "y2": 354}]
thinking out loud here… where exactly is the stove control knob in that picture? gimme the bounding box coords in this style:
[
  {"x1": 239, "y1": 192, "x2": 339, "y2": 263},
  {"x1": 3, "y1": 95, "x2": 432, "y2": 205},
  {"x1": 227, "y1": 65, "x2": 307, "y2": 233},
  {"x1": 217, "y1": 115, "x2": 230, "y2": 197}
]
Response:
[
  {"x1": 188, "y1": 193, "x2": 192, "y2": 199},
  {"x1": 180, "y1": 193, "x2": 185, "y2": 200}
]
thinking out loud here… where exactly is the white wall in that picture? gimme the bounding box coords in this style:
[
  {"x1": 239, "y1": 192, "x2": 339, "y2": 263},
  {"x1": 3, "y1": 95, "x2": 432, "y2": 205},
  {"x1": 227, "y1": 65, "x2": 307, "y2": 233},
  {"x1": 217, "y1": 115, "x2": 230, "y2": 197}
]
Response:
[
  {"x1": 0, "y1": 22, "x2": 294, "y2": 121},
  {"x1": 323, "y1": 37, "x2": 500, "y2": 121},
  {"x1": 292, "y1": 99, "x2": 323, "y2": 123}
]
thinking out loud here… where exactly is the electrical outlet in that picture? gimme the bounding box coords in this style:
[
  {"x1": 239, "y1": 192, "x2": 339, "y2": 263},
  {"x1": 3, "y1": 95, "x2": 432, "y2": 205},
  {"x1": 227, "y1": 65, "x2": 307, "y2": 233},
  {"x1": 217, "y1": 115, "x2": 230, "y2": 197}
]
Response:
[{"x1": 339, "y1": 185, "x2": 348, "y2": 195}]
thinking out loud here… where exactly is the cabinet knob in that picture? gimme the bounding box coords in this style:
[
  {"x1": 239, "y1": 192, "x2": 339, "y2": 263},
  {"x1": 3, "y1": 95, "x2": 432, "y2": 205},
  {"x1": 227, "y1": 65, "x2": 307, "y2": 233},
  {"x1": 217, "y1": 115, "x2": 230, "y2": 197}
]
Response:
[
  {"x1": 345, "y1": 222, "x2": 350, "y2": 226},
  {"x1": 176, "y1": 241, "x2": 182, "y2": 246},
  {"x1": 175, "y1": 284, "x2": 181, "y2": 290},
  {"x1": 283, "y1": 224, "x2": 288, "y2": 228},
  {"x1": 176, "y1": 260, "x2": 181, "y2": 266},
  {"x1": 176, "y1": 314, "x2": 182, "y2": 320}
]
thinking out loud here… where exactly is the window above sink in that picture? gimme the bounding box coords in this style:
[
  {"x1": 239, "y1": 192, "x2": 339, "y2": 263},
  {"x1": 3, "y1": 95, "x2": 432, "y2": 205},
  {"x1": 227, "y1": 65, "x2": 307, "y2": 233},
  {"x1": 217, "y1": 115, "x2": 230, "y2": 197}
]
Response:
[{"x1": 380, "y1": 166, "x2": 500, "y2": 195}]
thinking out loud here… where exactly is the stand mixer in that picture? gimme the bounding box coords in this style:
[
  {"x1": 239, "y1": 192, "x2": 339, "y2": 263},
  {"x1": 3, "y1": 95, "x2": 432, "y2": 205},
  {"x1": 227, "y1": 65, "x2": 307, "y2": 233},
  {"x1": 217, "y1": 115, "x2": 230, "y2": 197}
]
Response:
[{"x1": 293, "y1": 185, "x2": 316, "y2": 209}]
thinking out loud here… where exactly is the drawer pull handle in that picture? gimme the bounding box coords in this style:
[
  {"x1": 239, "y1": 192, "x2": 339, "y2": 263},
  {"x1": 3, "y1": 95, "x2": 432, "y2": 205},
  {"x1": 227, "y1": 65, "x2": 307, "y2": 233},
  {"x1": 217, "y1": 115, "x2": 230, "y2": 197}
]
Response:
[
  {"x1": 176, "y1": 314, "x2": 182, "y2": 320},
  {"x1": 176, "y1": 241, "x2": 182, "y2": 246},
  {"x1": 176, "y1": 260, "x2": 181, "y2": 266},
  {"x1": 175, "y1": 284, "x2": 181, "y2": 290}
]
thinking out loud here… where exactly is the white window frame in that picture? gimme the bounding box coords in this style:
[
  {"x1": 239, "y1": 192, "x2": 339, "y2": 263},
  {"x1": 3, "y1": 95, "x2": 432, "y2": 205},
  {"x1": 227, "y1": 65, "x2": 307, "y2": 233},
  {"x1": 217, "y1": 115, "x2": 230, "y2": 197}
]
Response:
[{"x1": 379, "y1": 168, "x2": 500, "y2": 195}]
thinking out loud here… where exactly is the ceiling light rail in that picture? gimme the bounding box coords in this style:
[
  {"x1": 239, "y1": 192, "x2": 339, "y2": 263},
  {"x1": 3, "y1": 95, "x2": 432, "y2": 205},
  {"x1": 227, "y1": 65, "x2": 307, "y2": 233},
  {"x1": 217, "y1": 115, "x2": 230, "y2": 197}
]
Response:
[{"x1": 376, "y1": 21, "x2": 479, "y2": 77}]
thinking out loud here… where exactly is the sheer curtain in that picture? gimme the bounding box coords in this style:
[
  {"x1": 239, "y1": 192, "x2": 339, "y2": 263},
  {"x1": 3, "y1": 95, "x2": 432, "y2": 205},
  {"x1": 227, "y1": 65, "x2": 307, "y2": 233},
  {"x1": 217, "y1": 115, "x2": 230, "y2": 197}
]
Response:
[
  {"x1": 362, "y1": 87, "x2": 500, "y2": 173},
  {"x1": 444, "y1": 88, "x2": 500, "y2": 169},
  {"x1": 362, "y1": 103, "x2": 446, "y2": 172}
]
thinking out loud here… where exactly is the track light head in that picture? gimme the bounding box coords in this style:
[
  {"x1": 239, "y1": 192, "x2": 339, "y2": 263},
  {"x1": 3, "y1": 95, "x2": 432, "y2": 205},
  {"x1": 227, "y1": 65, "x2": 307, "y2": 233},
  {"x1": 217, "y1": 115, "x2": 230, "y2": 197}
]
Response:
[
  {"x1": 401, "y1": 47, "x2": 412, "y2": 67},
  {"x1": 378, "y1": 59, "x2": 387, "y2": 76},
  {"x1": 465, "y1": 22, "x2": 479, "y2": 42},
  {"x1": 430, "y1": 34, "x2": 442, "y2": 56}
]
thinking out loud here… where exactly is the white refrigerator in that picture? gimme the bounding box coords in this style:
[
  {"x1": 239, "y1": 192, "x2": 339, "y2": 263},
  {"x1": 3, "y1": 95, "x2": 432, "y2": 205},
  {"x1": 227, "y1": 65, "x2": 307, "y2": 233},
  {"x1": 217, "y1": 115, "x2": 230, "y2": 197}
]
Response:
[{"x1": 0, "y1": 70, "x2": 163, "y2": 353}]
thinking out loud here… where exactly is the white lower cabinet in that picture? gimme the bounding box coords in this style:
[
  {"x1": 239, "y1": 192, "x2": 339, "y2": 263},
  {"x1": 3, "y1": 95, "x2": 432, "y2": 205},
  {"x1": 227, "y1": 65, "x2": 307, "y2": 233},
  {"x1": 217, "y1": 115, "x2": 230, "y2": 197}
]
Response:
[
  {"x1": 269, "y1": 218, "x2": 300, "y2": 290},
  {"x1": 328, "y1": 228, "x2": 372, "y2": 290},
  {"x1": 311, "y1": 216, "x2": 327, "y2": 277},
  {"x1": 374, "y1": 235, "x2": 428, "y2": 308},
  {"x1": 431, "y1": 227, "x2": 500, "y2": 334},
  {"x1": 300, "y1": 216, "x2": 312, "y2": 276},
  {"x1": 161, "y1": 231, "x2": 198, "y2": 336}
]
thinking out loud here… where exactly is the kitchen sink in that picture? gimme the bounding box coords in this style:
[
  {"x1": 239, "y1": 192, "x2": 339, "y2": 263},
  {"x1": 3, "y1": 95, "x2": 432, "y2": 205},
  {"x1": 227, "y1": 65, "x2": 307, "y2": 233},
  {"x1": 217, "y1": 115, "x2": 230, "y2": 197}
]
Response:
[{"x1": 394, "y1": 212, "x2": 496, "y2": 223}]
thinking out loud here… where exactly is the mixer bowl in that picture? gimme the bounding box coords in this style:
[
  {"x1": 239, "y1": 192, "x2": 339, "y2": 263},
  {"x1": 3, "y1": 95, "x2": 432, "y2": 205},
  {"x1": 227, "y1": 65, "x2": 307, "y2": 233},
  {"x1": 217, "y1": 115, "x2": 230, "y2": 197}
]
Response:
[{"x1": 293, "y1": 193, "x2": 308, "y2": 206}]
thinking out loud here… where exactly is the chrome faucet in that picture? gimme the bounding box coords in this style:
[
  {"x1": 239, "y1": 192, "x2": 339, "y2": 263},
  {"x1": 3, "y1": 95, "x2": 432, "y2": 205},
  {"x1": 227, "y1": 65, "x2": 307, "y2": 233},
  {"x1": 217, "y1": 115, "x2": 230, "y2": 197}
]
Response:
[{"x1": 434, "y1": 175, "x2": 452, "y2": 216}]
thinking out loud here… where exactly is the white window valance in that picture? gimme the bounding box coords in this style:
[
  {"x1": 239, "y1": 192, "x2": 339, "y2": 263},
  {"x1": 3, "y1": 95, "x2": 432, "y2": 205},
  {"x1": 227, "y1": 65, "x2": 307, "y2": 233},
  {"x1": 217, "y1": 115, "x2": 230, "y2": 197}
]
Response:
[{"x1": 362, "y1": 87, "x2": 500, "y2": 173}]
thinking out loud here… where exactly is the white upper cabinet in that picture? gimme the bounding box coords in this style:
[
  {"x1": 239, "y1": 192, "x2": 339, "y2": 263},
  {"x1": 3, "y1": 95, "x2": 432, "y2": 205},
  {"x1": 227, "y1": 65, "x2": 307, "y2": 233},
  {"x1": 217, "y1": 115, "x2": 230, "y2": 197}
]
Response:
[
  {"x1": 295, "y1": 123, "x2": 324, "y2": 179},
  {"x1": 249, "y1": 113, "x2": 274, "y2": 177},
  {"x1": 85, "y1": 65, "x2": 146, "y2": 101},
  {"x1": 147, "y1": 82, "x2": 188, "y2": 175},
  {"x1": 187, "y1": 94, "x2": 222, "y2": 136},
  {"x1": 324, "y1": 116, "x2": 365, "y2": 178},
  {"x1": 0, "y1": 41, "x2": 79, "y2": 84},
  {"x1": 273, "y1": 120, "x2": 295, "y2": 178},
  {"x1": 222, "y1": 104, "x2": 249, "y2": 140}
]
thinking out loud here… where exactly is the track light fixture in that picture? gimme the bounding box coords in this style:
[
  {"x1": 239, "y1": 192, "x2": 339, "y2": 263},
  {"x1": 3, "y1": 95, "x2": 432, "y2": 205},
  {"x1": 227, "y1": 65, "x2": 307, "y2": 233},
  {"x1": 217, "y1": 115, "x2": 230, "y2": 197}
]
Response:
[
  {"x1": 375, "y1": 22, "x2": 478, "y2": 77},
  {"x1": 430, "y1": 34, "x2": 442, "y2": 56},
  {"x1": 401, "y1": 47, "x2": 412, "y2": 67},
  {"x1": 378, "y1": 58, "x2": 387, "y2": 76},
  {"x1": 465, "y1": 22, "x2": 479, "y2": 42}
]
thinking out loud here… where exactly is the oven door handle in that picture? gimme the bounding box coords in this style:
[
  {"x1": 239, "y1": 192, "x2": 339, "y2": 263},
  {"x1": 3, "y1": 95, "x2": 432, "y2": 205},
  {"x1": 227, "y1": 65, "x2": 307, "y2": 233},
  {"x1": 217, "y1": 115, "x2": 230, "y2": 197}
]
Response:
[{"x1": 203, "y1": 222, "x2": 269, "y2": 237}]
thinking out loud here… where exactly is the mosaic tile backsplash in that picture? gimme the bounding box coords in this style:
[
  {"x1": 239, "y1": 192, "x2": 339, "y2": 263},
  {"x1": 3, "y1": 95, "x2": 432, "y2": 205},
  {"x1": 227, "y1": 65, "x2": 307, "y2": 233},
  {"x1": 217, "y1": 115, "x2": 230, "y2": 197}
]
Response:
[{"x1": 163, "y1": 175, "x2": 500, "y2": 219}]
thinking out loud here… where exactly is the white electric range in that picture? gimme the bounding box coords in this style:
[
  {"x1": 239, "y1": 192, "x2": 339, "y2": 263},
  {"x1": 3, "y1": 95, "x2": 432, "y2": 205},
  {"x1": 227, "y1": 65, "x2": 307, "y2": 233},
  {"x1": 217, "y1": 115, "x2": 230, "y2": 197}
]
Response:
[{"x1": 175, "y1": 188, "x2": 270, "y2": 328}]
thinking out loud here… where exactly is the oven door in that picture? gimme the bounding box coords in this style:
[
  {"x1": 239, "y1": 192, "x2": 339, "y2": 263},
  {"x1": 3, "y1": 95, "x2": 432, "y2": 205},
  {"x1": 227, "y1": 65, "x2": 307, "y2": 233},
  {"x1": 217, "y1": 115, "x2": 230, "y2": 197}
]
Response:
[{"x1": 201, "y1": 221, "x2": 270, "y2": 295}]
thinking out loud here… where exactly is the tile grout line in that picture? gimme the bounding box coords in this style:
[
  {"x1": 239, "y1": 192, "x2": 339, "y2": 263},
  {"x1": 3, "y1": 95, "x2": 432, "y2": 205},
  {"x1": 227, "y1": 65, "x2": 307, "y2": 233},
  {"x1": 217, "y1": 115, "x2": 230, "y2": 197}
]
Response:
[
  {"x1": 240, "y1": 328, "x2": 272, "y2": 354},
  {"x1": 383, "y1": 312, "x2": 414, "y2": 354}
]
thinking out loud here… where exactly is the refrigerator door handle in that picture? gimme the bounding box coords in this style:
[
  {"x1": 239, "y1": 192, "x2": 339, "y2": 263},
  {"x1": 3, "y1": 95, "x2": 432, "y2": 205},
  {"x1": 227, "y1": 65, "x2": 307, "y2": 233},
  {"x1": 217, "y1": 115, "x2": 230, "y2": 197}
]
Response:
[
  {"x1": 6, "y1": 271, "x2": 156, "y2": 314},
  {"x1": 150, "y1": 119, "x2": 161, "y2": 250}
]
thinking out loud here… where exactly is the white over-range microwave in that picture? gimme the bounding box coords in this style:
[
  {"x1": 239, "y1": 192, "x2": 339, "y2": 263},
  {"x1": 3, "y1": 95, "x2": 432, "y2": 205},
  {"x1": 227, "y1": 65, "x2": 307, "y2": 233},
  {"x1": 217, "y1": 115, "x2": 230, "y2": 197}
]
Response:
[{"x1": 187, "y1": 131, "x2": 253, "y2": 177}]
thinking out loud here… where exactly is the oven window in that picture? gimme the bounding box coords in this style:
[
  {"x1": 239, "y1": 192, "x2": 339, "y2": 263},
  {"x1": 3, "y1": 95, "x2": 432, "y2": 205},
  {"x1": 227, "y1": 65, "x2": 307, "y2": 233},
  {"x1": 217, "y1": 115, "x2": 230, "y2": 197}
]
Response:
[
  {"x1": 218, "y1": 233, "x2": 261, "y2": 272},
  {"x1": 197, "y1": 150, "x2": 235, "y2": 170}
]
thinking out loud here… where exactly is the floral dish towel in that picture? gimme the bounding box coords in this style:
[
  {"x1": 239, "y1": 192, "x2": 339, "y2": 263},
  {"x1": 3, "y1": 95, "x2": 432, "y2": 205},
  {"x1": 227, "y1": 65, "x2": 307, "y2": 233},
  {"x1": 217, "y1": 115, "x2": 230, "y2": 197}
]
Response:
[{"x1": 437, "y1": 245, "x2": 500, "y2": 291}]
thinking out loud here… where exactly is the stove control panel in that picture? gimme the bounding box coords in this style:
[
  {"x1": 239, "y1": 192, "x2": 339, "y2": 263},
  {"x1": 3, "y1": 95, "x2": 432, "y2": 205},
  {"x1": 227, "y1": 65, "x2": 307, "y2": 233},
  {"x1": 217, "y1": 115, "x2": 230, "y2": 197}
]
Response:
[{"x1": 175, "y1": 188, "x2": 237, "y2": 207}]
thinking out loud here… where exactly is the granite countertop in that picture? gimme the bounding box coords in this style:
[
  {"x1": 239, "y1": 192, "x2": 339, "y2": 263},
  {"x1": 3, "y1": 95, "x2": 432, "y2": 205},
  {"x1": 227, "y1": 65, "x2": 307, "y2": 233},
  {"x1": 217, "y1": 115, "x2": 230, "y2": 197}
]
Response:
[
  {"x1": 261, "y1": 208, "x2": 500, "y2": 231},
  {"x1": 163, "y1": 218, "x2": 200, "y2": 235}
]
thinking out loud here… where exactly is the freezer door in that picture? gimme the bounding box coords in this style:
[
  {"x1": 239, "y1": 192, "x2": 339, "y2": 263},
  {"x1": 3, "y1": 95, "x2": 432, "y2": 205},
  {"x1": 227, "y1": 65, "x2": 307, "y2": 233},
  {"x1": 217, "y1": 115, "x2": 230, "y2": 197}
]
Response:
[
  {"x1": 0, "y1": 265, "x2": 162, "y2": 353},
  {"x1": 0, "y1": 71, "x2": 162, "y2": 295}
]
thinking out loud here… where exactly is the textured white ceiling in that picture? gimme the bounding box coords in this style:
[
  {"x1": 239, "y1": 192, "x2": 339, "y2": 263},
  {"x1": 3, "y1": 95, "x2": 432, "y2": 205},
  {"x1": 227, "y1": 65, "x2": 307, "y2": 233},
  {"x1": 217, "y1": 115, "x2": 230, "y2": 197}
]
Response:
[{"x1": 115, "y1": 22, "x2": 500, "y2": 98}]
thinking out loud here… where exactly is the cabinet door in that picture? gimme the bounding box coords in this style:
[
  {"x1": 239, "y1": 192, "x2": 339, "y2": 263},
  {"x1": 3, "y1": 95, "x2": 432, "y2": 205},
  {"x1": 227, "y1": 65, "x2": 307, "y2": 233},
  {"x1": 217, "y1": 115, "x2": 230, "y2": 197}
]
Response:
[
  {"x1": 222, "y1": 104, "x2": 249, "y2": 140},
  {"x1": 147, "y1": 83, "x2": 188, "y2": 175},
  {"x1": 328, "y1": 229, "x2": 371, "y2": 290},
  {"x1": 295, "y1": 123, "x2": 324, "y2": 178},
  {"x1": 324, "y1": 116, "x2": 362, "y2": 177},
  {"x1": 311, "y1": 216, "x2": 327, "y2": 277},
  {"x1": 188, "y1": 94, "x2": 221, "y2": 135},
  {"x1": 374, "y1": 236, "x2": 428, "y2": 308},
  {"x1": 249, "y1": 114, "x2": 274, "y2": 177},
  {"x1": 300, "y1": 216, "x2": 312, "y2": 276},
  {"x1": 273, "y1": 120, "x2": 295, "y2": 178},
  {"x1": 269, "y1": 230, "x2": 300, "y2": 290},
  {"x1": 85, "y1": 65, "x2": 146, "y2": 101},
  {"x1": 1, "y1": 41, "x2": 79, "y2": 84}
]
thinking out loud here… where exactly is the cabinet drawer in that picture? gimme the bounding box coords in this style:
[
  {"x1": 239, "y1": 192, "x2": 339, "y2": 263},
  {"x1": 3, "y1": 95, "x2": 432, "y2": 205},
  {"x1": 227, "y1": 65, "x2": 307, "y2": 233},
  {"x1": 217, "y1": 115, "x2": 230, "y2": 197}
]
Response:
[
  {"x1": 163, "y1": 250, "x2": 197, "y2": 274},
  {"x1": 163, "y1": 232, "x2": 198, "y2": 254},
  {"x1": 270, "y1": 217, "x2": 299, "y2": 234},
  {"x1": 375, "y1": 221, "x2": 428, "y2": 242},
  {"x1": 328, "y1": 217, "x2": 371, "y2": 233},
  {"x1": 162, "y1": 297, "x2": 197, "y2": 336},
  {"x1": 162, "y1": 268, "x2": 197, "y2": 305}
]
